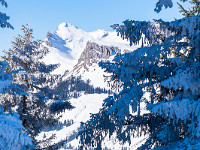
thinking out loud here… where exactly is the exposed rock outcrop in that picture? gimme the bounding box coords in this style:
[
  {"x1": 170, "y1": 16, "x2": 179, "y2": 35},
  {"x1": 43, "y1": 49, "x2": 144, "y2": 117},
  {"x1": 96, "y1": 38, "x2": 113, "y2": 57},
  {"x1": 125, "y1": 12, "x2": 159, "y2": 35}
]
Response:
[{"x1": 73, "y1": 41, "x2": 120, "y2": 72}]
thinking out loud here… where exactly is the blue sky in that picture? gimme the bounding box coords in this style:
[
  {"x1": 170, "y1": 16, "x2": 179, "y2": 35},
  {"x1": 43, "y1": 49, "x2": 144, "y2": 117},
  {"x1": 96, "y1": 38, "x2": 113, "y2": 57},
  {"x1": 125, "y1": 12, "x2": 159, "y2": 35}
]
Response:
[{"x1": 0, "y1": 0, "x2": 190, "y2": 56}]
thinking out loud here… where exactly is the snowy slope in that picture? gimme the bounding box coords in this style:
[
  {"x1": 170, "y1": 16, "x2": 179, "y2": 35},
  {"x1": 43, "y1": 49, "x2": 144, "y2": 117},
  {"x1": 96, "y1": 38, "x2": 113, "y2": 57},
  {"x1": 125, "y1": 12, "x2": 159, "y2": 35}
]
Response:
[
  {"x1": 42, "y1": 23, "x2": 139, "y2": 75},
  {"x1": 71, "y1": 63, "x2": 110, "y2": 89},
  {"x1": 36, "y1": 93, "x2": 108, "y2": 149}
]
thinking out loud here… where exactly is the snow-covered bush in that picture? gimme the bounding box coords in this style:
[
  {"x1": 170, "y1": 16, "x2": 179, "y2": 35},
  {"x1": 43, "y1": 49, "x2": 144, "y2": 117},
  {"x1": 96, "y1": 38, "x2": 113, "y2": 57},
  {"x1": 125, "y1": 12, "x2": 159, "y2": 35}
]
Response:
[
  {"x1": 0, "y1": 108, "x2": 34, "y2": 149},
  {"x1": 0, "y1": 61, "x2": 34, "y2": 149}
]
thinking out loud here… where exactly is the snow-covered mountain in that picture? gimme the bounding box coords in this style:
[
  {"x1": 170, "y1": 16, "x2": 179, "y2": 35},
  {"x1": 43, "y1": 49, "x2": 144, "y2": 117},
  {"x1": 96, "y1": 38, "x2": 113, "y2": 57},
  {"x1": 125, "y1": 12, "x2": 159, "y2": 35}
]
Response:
[
  {"x1": 42, "y1": 22, "x2": 139, "y2": 75},
  {"x1": 42, "y1": 22, "x2": 142, "y2": 90}
]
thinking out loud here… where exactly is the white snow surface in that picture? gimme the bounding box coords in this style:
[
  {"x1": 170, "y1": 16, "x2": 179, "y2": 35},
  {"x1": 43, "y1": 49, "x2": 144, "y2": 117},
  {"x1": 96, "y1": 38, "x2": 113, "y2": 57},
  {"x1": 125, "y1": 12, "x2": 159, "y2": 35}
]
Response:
[
  {"x1": 64, "y1": 63, "x2": 111, "y2": 89},
  {"x1": 42, "y1": 23, "x2": 139, "y2": 75}
]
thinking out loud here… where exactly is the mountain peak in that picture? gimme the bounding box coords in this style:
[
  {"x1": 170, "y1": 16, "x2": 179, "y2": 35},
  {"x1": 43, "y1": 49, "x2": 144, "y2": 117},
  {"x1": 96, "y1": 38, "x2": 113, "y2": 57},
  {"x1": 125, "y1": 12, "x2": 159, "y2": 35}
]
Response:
[
  {"x1": 43, "y1": 22, "x2": 138, "y2": 75},
  {"x1": 57, "y1": 22, "x2": 78, "y2": 31}
]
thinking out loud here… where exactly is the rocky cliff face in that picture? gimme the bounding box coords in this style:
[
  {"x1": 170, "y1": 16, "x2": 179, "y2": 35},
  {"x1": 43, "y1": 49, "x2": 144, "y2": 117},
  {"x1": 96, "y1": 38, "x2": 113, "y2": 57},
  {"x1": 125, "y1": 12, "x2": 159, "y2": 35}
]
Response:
[{"x1": 73, "y1": 41, "x2": 120, "y2": 72}]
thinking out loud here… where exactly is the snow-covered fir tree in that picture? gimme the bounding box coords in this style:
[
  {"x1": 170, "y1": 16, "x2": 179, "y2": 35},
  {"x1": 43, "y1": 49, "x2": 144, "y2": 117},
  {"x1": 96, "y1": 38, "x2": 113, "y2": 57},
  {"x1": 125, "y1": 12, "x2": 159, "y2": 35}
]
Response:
[
  {"x1": 79, "y1": 0, "x2": 200, "y2": 149},
  {"x1": 1, "y1": 24, "x2": 73, "y2": 140},
  {"x1": 0, "y1": 8, "x2": 34, "y2": 149}
]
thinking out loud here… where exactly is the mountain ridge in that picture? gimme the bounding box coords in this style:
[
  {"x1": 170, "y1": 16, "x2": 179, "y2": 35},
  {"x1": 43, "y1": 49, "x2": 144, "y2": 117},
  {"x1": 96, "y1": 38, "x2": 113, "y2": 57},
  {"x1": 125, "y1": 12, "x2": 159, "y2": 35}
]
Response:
[{"x1": 42, "y1": 22, "x2": 139, "y2": 75}]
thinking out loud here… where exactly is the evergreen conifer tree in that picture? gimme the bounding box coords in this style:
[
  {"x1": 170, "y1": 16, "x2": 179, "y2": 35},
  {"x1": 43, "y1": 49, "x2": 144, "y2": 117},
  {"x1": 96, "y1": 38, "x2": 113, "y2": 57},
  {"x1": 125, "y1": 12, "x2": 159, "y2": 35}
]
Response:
[
  {"x1": 79, "y1": 0, "x2": 200, "y2": 149},
  {"x1": 0, "y1": 21, "x2": 33, "y2": 149},
  {"x1": 1, "y1": 24, "x2": 73, "y2": 138}
]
